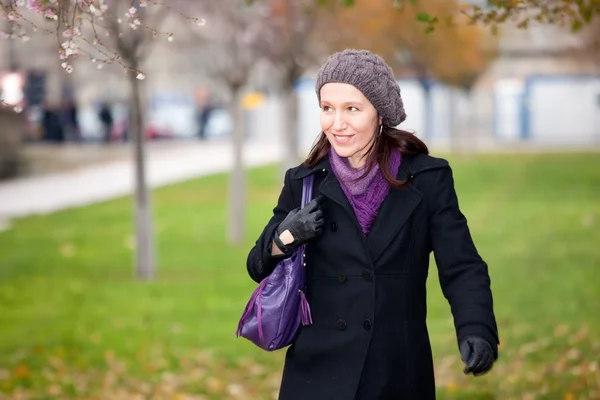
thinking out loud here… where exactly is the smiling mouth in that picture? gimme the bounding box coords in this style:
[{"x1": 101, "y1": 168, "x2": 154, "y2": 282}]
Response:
[{"x1": 332, "y1": 134, "x2": 353, "y2": 144}]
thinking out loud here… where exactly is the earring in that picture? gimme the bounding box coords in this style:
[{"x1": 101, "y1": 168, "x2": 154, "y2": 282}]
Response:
[{"x1": 379, "y1": 125, "x2": 383, "y2": 136}]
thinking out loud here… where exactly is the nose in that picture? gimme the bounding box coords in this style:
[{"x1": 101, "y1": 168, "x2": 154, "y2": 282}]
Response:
[{"x1": 332, "y1": 111, "x2": 346, "y2": 132}]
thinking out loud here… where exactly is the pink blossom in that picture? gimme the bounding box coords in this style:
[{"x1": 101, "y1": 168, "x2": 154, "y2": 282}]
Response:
[{"x1": 44, "y1": 9, "x2": 58, "y2": 21}]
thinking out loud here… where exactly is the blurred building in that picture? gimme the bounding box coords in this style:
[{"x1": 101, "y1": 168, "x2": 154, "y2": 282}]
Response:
[
  {"x1": 0, "y1": 13, "x2": 221, "y2": 142},
  {"x1": 0, "y1": 12, "x2": 598, "y2": 149},
  {"x1": 294, "y1": 21, "x2": 600, "y2": 152},
  {"x1": 485, "y1": 22, "x2": 599, "y2": 146}
]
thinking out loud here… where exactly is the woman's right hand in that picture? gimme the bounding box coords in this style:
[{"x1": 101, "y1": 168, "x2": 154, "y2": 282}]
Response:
[{"x1": 273, "y1": 196, "x2": 325, "y2": 253}]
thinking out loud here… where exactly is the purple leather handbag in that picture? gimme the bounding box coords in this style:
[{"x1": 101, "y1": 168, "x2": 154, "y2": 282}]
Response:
[{"x1": 235, "y1": 175, "x2": 314, "y2": 351}]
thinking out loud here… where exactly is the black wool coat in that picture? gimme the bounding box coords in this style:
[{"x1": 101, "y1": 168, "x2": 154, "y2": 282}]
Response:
[{"x1": 246, "y1": 153, "x2": 499, "y2": 400}]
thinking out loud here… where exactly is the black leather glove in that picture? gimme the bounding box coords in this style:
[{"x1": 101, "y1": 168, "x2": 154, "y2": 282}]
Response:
[
  {"x1": 273, "y1": 195, "x2": 325, "y2": 254},
  {"x1": 459, "y1": 336, "x2": 496, "y2": 376}
]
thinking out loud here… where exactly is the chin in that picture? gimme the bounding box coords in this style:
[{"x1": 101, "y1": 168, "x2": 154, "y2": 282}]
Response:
[
  {"x1": 330, "y1": 145, "x2": 354, "y2": 158},
  {"x1": 331, "y1": 139, "x2": 363, "y2": 154}
]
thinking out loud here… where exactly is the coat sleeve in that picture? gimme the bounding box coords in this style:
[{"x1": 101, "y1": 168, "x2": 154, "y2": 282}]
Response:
[
  {"x1": 428, "y1": 166, "x2": 499, "y2": 356},
  {"x1": 246, "y1": 168, "x2": 297, "y2": 283}
]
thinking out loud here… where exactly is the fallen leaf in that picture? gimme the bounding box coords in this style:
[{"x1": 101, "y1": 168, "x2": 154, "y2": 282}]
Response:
[
  {"x1": 206, "y1": 377, "x2": 224, "y2": 393},
  {"x1": 580, "y1": 213, "x2": 595, "y2": 228},
  {"x1": 566, "y1": 348, "x2": 581, "y2": 361},
  {"x1": 0, "y1": 219, "x2": 12, "y2": 232},
  {"x1": 124, "y1": 235, "x2": 135, "y2": 250},
  {"x1": 170, "y1": 323, "x2": 183, "y2": 334},
  {"x1": 59, "y1": 243, "x2": 76, "y2": 257},
  {"x1": 227, "y1": 383, "x2": 244, "y2": 396},
  {"x1": 569, "y1": 326, "x2": 590, "y2": 345},
  {"x1": 48, "y1": 384, "x2": 61, "y2": 396},
  {"x1": 13, "y1": 364, "x2": 29, "y2": 379},
  {"x1": 554, "y1": 324, "x2": 569, "y2": 338},
  {"x1": 90, "y1": 332, "x2": 101, "y2": 344}
]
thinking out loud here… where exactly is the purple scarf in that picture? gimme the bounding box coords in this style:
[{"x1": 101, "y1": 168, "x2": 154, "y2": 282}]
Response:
[{"x1": 329, "y1": 147, "x2": 401, "y2": 235}]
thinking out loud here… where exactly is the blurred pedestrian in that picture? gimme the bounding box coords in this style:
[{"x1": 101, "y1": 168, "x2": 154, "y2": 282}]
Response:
[
  {"x1": 61, "y1": 99, "x2": 80, "y2": 142},
  {"x1": 246, "y1": 49, "x2": 499, "y2": 400},
  {"x1": 98, "y1": 101, "x2": 113, "y2": 143},
  {"x1": 41, "y1": 101, "x2": 64, "y2": 142},
  {"x1": 195, "y1": 88, "x2": 214, "y2": 140}
]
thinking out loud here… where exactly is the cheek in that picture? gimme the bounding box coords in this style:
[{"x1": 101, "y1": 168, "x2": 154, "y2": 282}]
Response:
[
  {"x1": 320, "y1": 113, "x2": 333, "y2": 130},
  {"x1": 352, "y1": 119, "x2": 376, "y2": 142},
  {"x1": 357, "y1": 131, "x2": 375, "y2": 146}
]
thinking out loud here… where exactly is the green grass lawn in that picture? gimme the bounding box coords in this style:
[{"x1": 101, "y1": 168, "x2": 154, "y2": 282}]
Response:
[{"x1": 0, "y1": 152, "x2": 599, "y2": 399}]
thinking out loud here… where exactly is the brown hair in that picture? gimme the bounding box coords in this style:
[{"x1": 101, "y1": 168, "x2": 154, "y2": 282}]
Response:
[{"x1": 304, "y1": 126, "x2": 429, "y2": 188}]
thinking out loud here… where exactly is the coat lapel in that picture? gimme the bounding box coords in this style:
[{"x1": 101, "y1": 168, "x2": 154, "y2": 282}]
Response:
[
  {"x1": 293, "y1": 154, "x2": 424, "y2": 263},
  {"x1": 365, "y1": 158, "x2": 423, "y2": 262},
  {"x1": 318, "y1": 173, "x2": 365, "y2": 236},
  {"x1": 366, "y1": 183, "x2": 422, "y2": 262},
  {"x1": 292, "y1": 156, "x2": 366, "y2": 238}
]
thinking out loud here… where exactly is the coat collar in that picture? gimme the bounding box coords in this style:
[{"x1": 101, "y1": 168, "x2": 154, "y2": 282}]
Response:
[
  {"x1": 366, "y1": 177, "x2": 422, "y2": 262},
  {"x1": 292, "y1": 153, "x2": 438, "y2": 263},
  {"x1": 290, "y1": 156, "x2": 330, "y2": 180},
  {"x1": 292, "y1": 154, "x2": 410, "y2": 180},
  {"x1": 290, "y1": 152, "x2": 447, "y2": 181}
]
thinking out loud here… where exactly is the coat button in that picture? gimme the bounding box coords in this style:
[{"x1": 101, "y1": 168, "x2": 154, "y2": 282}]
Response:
[
  {"x1": 337, "y1": 273, "x2": 347, "y2": 283},
  {"x1": 362, "y1": 270, "x2": 373, "y2": 282},
  {"x1": 363, "y1": 319, "x2": 372, "y2": 330},
  {"x1": 336, "y1": 319, "x2": 347, "y2": 331},
  {"x1": 330, "y1": 221, "x2": 338, "y2": 232}
]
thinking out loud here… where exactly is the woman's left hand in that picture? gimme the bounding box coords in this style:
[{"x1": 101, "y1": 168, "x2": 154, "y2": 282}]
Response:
[{"x1": 459, "y1": 336, "x2": 496, "y2": 376}]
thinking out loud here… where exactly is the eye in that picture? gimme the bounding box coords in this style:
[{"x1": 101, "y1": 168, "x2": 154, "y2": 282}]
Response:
[
  {"x1": 348, "y1": 106, "x2": 359, "y2": 112},
  {"x1": 322, "y1": 105, "x2": 332, "y2": 112}
]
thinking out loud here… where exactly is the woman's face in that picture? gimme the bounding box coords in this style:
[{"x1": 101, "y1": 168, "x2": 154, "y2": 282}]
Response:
[{"x1": 319, "y1": 82, "x2": 380, "y2": 169}]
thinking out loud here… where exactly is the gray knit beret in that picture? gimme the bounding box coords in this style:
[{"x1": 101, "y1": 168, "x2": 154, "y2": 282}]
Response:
[{"x1": 315, "y1": 49, "x2": 406, "y2": 127}]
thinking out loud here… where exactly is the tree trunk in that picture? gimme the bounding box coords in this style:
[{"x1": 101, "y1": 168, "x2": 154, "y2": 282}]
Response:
[
  {"x1": 227, "y1": 87, "x2": 246, "y2": 245},
  {"x1": 419, "y1": 78, "x2": 433, "y2": 139},
  {"x1": 0, "y1": 109, "x2": 24, "y2": 181},
  {"x1": 129, "y1": 73, "x2": 155, "y2": 280},
  {"x1": 7, "y1": 21, "x2": 18, "y2": 71},
  {"x1": 448, "y1": 88, "x2": 460, "y2": 154},
  {"x1": 464, "y1": 89, "x2": 477, "y2": 154},
  {"x1": 281, "y1": 86, "x2": 300, "y2": 174}
]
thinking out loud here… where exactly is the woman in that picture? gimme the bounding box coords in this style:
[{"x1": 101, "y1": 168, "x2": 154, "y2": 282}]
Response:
[{"x1": 246, "y1": 49, "x2": 499, "y2": 400}]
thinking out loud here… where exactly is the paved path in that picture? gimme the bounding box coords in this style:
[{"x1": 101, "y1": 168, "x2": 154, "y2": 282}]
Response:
[
  {"x1": 2, "y1": 137, "x2": 598, "y2": 224},
  {"x1": 0, "y1": 139, "x2": 283, "y2": 222}
]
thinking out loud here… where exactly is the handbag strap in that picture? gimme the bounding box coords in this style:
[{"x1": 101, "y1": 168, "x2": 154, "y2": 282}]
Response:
[{"x1": 301, "y1": 174, "x2": 314, "y2": 208}]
